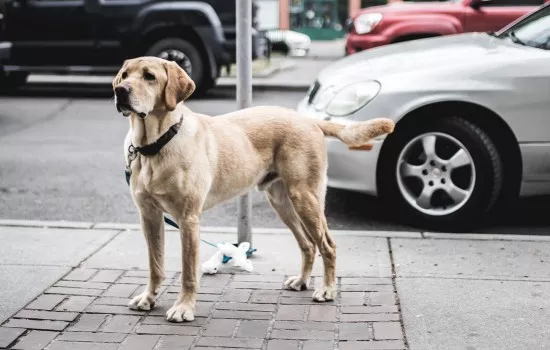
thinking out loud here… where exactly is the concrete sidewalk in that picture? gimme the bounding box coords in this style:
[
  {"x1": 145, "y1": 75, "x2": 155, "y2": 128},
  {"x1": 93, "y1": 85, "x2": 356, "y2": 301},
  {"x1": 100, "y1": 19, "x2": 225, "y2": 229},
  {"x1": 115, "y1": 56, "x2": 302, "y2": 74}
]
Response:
[{"x1": 1, "y1": 221, "x2": 550, "y2": 349}]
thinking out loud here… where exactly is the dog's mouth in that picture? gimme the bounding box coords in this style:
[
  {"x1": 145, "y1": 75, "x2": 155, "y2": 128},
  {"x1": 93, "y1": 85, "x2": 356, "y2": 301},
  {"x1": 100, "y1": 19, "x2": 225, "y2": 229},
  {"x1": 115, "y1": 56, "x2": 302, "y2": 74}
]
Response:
[{"x1": 116, "y1": 101, "x2": 147, "y2": 119}]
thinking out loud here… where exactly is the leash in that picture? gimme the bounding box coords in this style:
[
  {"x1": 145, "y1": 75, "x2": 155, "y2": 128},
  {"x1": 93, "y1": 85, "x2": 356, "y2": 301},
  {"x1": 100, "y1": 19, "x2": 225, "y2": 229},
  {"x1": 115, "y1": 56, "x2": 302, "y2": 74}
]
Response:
[{"x1": 123, "y1": 116, "x2": 255, "y2": 263}]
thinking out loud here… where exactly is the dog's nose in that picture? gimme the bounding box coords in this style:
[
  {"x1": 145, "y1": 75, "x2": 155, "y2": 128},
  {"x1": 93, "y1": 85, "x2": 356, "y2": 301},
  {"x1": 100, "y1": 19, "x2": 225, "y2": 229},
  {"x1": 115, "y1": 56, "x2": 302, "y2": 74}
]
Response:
[{"x1": 115, "y1": 85, "x2": 131, "y2": 97}]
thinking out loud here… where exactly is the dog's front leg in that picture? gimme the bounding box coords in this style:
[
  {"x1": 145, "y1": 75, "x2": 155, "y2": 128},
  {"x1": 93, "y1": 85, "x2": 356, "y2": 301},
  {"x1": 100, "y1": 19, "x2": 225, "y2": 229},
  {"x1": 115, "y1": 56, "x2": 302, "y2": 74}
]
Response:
[
  {"x1": 166, "y1": 213, "x2": 200, "y2": 322},
  {"x1": 128, "y1": 208, "x2": 165, "y2": 311}
]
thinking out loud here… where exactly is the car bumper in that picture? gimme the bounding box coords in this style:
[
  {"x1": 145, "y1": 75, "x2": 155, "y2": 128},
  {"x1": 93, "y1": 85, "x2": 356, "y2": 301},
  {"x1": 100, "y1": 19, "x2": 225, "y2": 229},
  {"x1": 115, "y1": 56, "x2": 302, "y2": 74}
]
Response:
[
  {"x1": 0, "y1": 42, "x2": 12, "y2": 61},
  {"x1": 345, "y1": 33, "x2": 389, "y2": 55},
  {"x1": 296, "y1": 97, "x2": 382, "y2": 196}
]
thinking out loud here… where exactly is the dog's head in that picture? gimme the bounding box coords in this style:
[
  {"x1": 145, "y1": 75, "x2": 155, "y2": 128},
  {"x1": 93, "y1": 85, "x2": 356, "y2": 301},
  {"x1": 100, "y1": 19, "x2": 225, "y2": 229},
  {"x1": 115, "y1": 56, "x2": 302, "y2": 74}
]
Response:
[{"x1": 112, "y1": 57, "x2": 195, "y2": 118}]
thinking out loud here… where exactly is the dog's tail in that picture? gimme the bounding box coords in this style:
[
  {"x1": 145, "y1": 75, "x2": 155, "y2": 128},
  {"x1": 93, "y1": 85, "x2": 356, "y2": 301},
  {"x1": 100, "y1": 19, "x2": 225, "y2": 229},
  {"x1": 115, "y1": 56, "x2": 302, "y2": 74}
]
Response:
[{"x1": 316, "y1": 118, "x2": 395, "y2": 150}]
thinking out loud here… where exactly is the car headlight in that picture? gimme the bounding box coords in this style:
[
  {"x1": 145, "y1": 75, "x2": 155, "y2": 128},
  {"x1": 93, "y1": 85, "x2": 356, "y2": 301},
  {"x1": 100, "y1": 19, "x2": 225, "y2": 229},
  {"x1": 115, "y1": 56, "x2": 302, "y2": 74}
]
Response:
[
  {"x1": 326, "y1": 81, "x2": 381, "y2": 117},
  {"x1": 313, "y1": 85, "x2": 337, "y2": 111},
  {"x1": 354, "y1": 13, "x2": 383, "y2": 35}
]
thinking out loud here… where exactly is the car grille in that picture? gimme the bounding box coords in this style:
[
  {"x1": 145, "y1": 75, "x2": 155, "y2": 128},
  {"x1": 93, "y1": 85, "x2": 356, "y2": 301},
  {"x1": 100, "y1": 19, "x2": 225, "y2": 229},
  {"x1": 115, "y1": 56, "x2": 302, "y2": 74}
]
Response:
[{"x1": 307, "y1": 80, "x2": 320, "y2": 104}]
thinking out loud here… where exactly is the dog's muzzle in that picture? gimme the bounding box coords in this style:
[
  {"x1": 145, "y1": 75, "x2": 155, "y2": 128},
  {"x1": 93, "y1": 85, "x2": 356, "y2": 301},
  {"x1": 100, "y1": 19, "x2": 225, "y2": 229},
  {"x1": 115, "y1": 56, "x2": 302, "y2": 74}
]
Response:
[{"x1": 114, "y1": 85, "x2": 146, "y2": 119}]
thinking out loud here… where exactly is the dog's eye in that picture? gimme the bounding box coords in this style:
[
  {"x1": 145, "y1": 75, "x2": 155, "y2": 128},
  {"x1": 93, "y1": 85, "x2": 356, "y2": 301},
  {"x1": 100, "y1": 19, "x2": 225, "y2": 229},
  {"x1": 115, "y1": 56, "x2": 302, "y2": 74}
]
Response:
[
  {"x1": 143, "y1": 72, "x2": 155, "y2": 81},
  {"x1": 121, "y1": 71, "x2": 127, "y2": 79}
]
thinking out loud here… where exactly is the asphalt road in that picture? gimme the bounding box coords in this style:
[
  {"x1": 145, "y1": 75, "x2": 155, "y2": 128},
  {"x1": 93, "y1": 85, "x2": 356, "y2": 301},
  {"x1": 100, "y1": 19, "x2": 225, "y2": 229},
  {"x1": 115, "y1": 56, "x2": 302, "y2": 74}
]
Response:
[{"x1": 1, "y1": 83, "x2": 549, "y2": 234}]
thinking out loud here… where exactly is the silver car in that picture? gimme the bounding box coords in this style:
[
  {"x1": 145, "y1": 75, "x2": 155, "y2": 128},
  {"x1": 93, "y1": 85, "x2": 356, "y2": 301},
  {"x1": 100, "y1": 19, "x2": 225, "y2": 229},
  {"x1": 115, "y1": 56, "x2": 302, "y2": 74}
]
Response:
[{"x1": 297, "y1": 3, "x2": 550, "y2": 230}]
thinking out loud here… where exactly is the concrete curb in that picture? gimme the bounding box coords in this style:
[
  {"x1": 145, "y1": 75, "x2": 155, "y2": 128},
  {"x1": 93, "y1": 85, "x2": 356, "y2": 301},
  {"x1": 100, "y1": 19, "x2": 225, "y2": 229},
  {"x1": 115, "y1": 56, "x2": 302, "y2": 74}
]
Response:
[{"x1": 1, "y1": 219, "x2": 550, "y2": 242}]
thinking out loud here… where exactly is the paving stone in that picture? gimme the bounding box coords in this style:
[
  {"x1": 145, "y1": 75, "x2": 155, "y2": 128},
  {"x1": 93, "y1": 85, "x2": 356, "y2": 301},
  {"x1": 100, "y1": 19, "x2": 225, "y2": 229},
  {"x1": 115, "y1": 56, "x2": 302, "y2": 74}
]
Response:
[
  {"x1": 198, "y1": 287, "x2": 224, "y2": 294},
  {"x1": 203, "y1": 318, "x2": 239, "y2": 336},
  {"x1": 46, "y1": 287, "x2": 102, "y2": 297},
  {"x1": 90, "y1": 270, "x2": 124, "y2": 283},
  {"x1": 339, "y1": 340, "x2": 406, "y2": 350},
  {"x1": 341, "y1": 278, "x2": 393, "y2": 285},
  {"x1": 12, "y1": 330, "x2": 58, "y2": 350},
  {"x1": 303, "y1": 340, "x2": 334, "y2": 350},
  {"x1": 64, "y1": 269, "x2": 97, "y2": 281},
  {"x1": 4, "y1": 319, "x2": 68, "y2": 331},
  {"x1": 372, "y1": 322, "x2": 403, "y2": 340},
  {"x1": 195, "y1": 302, "x2": 214, "y2": 317},
  {"x1": 47, "y1": 341, "x2": 118, "y2": 350},
  {"x1": 55, "y1": 281, "x2": 111, "y2": 290},
  {"x1": 339, "y1": 323, "x2": 373, "y2": 341},
  {"x1": 308, "y1": 305, "x2": 336, "y2": 322},
  {"x1": 26, "y1": 295, "x2": 66, "y2": 311},
  {"x1": 341, "y1": 314, "x2": 400, "y2": 322},
  {"x1": 136, "y1": 324, "x2": 200, "y2": 335},
  {"x1": 231, "y1": 282, "x2": 282, "y2": 289},
  {"x1": 102, "y1": 315, "x2": 141, "y2": 333},
  {"x1": 124, "y1": 270, "x2": 177, "y2": 279},
  {"x1": 274, "y1": 321, "x2": 334, "y2": 331},
  {"x1": 93, "y1": 297, "x2": 129, "y2": 306},
  {"x1": 234, "y1": 275, "x2": 284, "y2": 282},
  {"x1": 236, "y1": 320, "x2": 269, "y2": 338},
  {"x1": 267, "y1": 339, "x2": 298, "y2": 350},
  {"x1": 14, "y1": 310, "x2": 78, "y2": 322},
  {"x1": 250, "y1": 290, "x2": 279, "y2": 304},
  {"x1": 200, "y1": 274, "x2": 231, "y2": 287},
  {"x1": 213, "y1": 310, "x2": 272, "y2": 320},
  {"x1": 223, "y1": 289, "x2": 252, "y2": 302},
  {"x1": 0, "y1": 327, "x2": 25, "y2": 348},
  {"x1": 103, "y1": 284, "x2": 140, "y2": 298},
  {"x1": 216, "y1": 302, "x2": 275, "y2": 312},
  {"x1": 196, "y1": 294, "x2": 220, "y2": 302},
  {"x1": 341, "y1": 306, "x2": 399, "y2": 314},
  {"x1": 56, "y1": 296, "x2": 95, "y2": 312},
  {"x1": 341, "y1": 292, "x2": 365, "y2": 306},
  {"x1": 156, "y1": 335, "x2": 194, "y2": 350},
  {"x1": 280, "y1": 297, "x2": 323, "y2": 305},
  {"x1": 281, "y1": 289, "x2": 312, "y2": 297},
  {"x1": 341, "y1": 285, "x2": 394, "y2": 292},
  {"x1": 276, "y1": 305, "x2": 306, "y2": 321},
  {"x1": 85, "y1": 304, "x2": 145, "y2": 315},
  {"x1": 197, "y1": 337, "x2": 263, "y2": 348},
  {"x1": 119, "y1": 335, "x2": 160, "y2": 350},
  {"x1": 368, "y1": 293, "x2": 396, "y2": 306},
  {"x1": 142, "y1": 316, "x2": 208, "y2": 326},
  {"x1": 69, "y1": 314, "x2": 108, "y2": 332},
  {"x1": 270, "y1": 329, "x2": 334, "y2": 340},
  {"x1": 56, "y1": 331, "x2": 126, "y2": 342}
]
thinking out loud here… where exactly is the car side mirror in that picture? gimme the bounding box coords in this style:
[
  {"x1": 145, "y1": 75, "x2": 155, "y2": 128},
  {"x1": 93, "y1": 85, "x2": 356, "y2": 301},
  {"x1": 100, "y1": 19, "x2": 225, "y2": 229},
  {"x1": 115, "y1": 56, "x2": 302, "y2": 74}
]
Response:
[{"x1": 470, "y1": 0, "x2": 493, "y2": 10}]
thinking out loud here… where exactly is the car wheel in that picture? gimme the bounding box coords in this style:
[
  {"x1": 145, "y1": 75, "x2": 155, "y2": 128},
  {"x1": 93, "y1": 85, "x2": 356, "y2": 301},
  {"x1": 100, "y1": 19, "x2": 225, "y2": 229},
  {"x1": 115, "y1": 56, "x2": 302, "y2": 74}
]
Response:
[
  {"x1": 0, "y1": 71, "x2": 28, "y2": 90},
  {"x1": 145, "y1": 38, "x2": 210, "y2": 96},
  {"x1": 378, "y1": 116, "x2": 502, "y2": 231}
]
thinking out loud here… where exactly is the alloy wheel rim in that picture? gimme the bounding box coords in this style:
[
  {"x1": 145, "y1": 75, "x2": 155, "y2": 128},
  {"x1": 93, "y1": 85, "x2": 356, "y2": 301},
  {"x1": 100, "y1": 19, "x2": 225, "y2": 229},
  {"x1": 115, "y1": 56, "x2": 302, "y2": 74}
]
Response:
[
  {"x1": 396, "y1": 132, "x2": 476, "y2": 216},
  {"x1": 158, "y1": 50, "x2": 192, "y2": 76}
]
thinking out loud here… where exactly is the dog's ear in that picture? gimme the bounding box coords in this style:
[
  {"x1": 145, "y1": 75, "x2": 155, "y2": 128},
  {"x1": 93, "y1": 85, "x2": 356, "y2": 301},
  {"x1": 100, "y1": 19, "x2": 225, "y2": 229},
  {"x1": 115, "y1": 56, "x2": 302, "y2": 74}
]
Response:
[
  {"x1": 164, "y1": 61, "x2": 195, "y2": 111},
  {"x1": 112, "y1": 60, "x2": 129, "y2": 88}
]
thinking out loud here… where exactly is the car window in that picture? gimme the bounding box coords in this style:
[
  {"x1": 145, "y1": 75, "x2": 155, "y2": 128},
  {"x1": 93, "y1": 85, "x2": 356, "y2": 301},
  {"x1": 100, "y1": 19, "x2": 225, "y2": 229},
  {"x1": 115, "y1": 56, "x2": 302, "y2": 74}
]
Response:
[
  {"x1": 483, "y1": 0, "x2": 543, "y2": 6},
  {"x1": 499, "y1": 3, "x2": 550, "y2": 49}
]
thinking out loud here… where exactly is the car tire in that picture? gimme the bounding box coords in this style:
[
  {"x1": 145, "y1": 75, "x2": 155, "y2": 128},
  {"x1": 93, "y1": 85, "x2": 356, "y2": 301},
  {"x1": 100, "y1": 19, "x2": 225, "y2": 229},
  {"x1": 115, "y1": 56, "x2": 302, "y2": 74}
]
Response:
[
  {"x1": 378, "y1": 116, "x2": 502, "y2": 231},
  {"x1": 0, "y1": 71, "x2": 28, "y2": 90},
  {"x1": 145, "y1": 38, "x2": 211, "y2": 97}
]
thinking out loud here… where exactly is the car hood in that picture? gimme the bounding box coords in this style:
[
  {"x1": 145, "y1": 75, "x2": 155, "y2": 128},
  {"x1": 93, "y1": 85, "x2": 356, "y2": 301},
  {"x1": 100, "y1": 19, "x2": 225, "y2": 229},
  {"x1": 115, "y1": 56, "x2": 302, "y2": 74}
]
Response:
[{"x1": 317, "y1": 33, "x2": 543, "y2": 86}]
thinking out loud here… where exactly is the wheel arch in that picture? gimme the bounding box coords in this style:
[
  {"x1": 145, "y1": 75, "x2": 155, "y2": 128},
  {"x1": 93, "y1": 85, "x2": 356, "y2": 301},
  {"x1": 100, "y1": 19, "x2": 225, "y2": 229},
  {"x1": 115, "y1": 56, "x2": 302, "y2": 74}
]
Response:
[{"x1": 378, "y1": 100, "x2": 522, "y2": 202}]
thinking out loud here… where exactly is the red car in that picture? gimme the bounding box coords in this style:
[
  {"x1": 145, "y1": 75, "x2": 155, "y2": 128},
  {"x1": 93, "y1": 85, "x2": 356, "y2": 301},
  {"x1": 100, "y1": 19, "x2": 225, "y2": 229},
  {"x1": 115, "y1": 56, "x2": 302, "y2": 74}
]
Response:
[{"x1": 346, "y1": 0, "x2": 548, "y2": 55}]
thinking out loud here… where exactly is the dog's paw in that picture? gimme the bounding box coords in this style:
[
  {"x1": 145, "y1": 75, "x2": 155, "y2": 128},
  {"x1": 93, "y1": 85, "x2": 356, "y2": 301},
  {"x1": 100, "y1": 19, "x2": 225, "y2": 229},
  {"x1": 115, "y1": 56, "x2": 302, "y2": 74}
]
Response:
[
  {"x1": 128, "y1": 292, "x2": 156, "y2": 311},
  {"x1": 312, "y1": 284, "x2": 336, "y2": 302},
  {"x1": 284, "y1": 276, "x2": 308, "y2": 291},
  {"x1": 166, "y1": 301, "x2": 195, "y2": 322}
]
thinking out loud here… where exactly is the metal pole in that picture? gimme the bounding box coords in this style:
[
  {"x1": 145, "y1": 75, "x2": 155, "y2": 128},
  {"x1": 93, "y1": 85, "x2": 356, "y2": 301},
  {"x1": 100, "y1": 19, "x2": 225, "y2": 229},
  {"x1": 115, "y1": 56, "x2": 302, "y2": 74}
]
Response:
[{"x1": 236, "y1": 0, "x2": 253, "y2": 247}]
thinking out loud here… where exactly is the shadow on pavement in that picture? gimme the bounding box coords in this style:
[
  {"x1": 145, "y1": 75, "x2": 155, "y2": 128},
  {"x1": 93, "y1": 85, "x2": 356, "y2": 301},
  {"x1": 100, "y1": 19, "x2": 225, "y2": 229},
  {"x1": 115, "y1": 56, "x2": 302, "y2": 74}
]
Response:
[{"x1": 325, "y1": 187, "x2": 550, "y2": 235}]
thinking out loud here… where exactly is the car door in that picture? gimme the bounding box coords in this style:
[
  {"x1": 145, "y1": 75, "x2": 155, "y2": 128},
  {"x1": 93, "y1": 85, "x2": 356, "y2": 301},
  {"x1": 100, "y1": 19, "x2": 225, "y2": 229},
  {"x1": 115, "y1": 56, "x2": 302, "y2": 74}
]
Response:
[
  {"x1": 464, "y1": 0, "x2": 544, "y2": 33},
  {"x1": 3, "y1": 0, "x2": 95, "y2": 67}
]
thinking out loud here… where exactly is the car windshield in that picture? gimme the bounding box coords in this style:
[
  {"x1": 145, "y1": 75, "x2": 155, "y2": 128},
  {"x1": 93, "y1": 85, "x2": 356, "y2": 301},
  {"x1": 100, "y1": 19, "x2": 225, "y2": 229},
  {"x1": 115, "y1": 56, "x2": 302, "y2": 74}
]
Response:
[{"x1": 498, "y1": 4, "x2": 550, "y2": 50}]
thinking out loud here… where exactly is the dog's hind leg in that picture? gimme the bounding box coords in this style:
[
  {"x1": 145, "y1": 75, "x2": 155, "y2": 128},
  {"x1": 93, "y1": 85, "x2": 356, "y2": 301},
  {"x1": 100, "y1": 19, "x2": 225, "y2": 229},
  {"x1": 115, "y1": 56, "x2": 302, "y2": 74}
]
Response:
[
  {"x1": 266, "y1": 180, "x2": 316, "y2": 291},
  {"x1": 286, "y1": 183, "x2": 336, "y2": 302},
  {"x1": 128, "y1": 208, "x2": 165, "y2": 311}
]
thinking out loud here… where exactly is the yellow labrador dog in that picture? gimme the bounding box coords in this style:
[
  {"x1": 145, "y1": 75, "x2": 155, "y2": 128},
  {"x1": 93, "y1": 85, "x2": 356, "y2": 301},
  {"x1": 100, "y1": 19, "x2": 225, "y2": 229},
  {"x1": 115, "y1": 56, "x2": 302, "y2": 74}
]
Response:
[{"x1": 113, "y1": 57, "x2": 394, "y2": 323}]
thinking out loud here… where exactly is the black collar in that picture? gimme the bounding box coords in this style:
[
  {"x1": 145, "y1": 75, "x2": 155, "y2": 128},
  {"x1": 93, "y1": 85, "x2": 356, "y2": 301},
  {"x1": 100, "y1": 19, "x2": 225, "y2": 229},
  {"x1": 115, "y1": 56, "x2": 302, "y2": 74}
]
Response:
[{"x1": 132, "y1": 116, "x2": 183, "y2": 156}]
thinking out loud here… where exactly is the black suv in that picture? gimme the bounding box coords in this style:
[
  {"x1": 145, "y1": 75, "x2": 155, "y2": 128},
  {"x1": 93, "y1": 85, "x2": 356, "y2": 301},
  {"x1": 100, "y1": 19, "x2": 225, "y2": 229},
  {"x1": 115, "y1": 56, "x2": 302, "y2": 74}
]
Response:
[{"x1": 0, "y1": 0, "x2": 266, "y2": 94}]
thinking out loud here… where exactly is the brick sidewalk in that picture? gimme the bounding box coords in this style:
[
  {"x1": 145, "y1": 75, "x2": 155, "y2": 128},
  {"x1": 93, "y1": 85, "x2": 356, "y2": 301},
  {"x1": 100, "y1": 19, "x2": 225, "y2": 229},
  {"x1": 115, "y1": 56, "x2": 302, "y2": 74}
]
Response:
[{"x1": 0, "y1": 269, "x2": 406, "y2": 350}]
